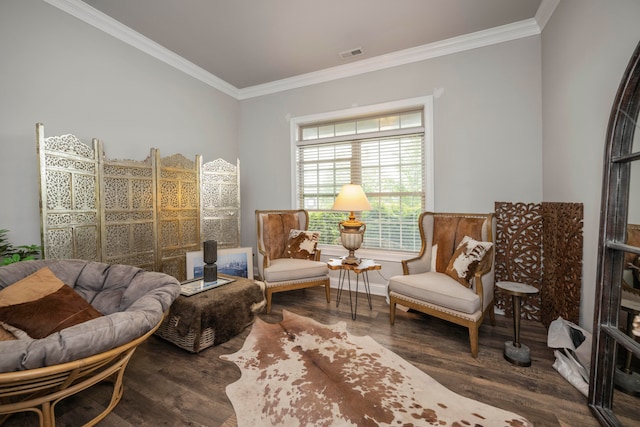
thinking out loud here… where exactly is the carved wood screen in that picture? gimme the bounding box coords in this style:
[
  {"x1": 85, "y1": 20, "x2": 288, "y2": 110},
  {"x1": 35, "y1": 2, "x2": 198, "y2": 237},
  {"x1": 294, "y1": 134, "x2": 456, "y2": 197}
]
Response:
[
  {"x1": 494, "y1": 201, "x2": 583, "y2": 327},
  {"x1": 101, "y1": 151, "x2": 156, "y2": 270},
  {"x1": 37, "y1": 127, "x2": 102, "y2": 262},
  {"x1": 36, "y1": 123, "x2": 240, "y2": 282},
  {"x1": 200, "y1": 158, "x2": 240, "y2": 249}
]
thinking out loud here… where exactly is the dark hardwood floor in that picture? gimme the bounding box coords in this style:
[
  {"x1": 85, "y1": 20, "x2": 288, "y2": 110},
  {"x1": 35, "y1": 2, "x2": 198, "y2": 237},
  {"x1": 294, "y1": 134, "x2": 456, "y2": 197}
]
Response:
[{"x1": 4, "y1": 286, "x2": 639, "y2": 426}]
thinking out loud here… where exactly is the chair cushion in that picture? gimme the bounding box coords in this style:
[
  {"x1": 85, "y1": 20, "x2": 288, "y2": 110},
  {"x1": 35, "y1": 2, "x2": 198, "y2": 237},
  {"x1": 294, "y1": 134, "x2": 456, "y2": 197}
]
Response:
[
  {"x1": 264, "y1": 258, "x2": 328, "y2": 282},
  {"x1": 388, "y1": 272, "x2": 480, "y2": 314},
  {"x1": 445, "y1": 236, "x2": 493, "y2": 288},
  {"x1": 286, "y1": 229, "x2": 320, "y2": 260}
]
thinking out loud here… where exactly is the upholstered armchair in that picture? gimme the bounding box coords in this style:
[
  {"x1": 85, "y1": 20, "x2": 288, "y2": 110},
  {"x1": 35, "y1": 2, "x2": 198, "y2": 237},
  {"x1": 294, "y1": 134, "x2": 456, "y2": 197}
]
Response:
[
  {"x1": 387, "y1": 212, "x2": 496, "y2": 358},
  {"x1": 255, "y1": 209, "x2": 330, "y2": 313}
]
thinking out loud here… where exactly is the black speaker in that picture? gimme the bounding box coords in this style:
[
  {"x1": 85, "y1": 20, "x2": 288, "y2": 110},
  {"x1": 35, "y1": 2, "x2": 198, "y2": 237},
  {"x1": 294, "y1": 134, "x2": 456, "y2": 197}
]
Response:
[
  {"x1": 204, "y1": 240, "x2": 217, "y2": 264},
  {"x1": 204, "y1": 264, "x2": 217, "y2": 282}
]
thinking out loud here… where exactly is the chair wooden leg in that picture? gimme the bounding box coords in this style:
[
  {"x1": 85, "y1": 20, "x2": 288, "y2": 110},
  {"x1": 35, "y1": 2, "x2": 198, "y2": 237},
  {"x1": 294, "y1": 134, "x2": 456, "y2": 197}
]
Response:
[
  {"x1": 469, "y1": 325, "x2": 479, "y2": 358},
  {"x1": 489, "y1": 306, "x2": 496, "y2": 326},
  {"x1": 390, "y1": 299, "x2": 396, "y2": 325},
  {"x1": 324, "y1": 282, "x2": 330, "y2": 303},
  {"x1": 266, "y1": 290, "x2": 273, "y2": 314}
]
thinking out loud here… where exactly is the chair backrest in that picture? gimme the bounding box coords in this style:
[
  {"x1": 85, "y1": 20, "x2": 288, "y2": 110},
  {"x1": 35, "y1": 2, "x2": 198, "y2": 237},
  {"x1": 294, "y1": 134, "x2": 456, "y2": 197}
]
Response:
[
  {"x1": 255, "y1": 209, "x2": 309, "y2": 276},
  {"x1": 419, "y1": 212, "x2": 494, "y2": 273}
]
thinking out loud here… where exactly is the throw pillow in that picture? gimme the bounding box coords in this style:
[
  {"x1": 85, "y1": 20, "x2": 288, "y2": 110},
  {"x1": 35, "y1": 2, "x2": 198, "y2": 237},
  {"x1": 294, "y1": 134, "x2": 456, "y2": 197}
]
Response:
[
  {"x1": 0, "y1": 266, "x2": 103, "y2": 339},
  {"x1": 445, "y1": 236, "x2": 493, "y2": 288},
  {"x1": 286, "y1": 229, "x2": 320, "y2": 260}
]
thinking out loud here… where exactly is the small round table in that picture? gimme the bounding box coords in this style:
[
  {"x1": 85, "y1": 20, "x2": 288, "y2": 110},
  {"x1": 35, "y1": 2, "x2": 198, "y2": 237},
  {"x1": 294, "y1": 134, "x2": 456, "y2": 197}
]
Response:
[{"x1": 496, "y1": 281, "x2": 539, "y2": 367}]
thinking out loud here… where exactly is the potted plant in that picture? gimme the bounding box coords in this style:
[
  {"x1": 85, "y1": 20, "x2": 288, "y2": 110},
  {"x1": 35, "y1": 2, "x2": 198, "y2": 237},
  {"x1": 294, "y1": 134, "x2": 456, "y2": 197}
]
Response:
[{"x1": 0, "y1": 229, "x2": 41, "y2": 265}]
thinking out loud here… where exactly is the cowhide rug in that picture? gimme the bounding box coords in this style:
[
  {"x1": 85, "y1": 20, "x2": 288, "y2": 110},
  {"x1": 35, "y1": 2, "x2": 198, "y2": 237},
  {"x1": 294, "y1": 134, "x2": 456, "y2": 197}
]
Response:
[{"x1": 221, "y1": 310, "x2": 532, "y2": 427}]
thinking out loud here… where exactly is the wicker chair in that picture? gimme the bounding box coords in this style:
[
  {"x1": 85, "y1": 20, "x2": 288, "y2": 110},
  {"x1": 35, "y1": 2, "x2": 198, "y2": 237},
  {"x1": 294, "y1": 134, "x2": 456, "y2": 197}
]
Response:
[
  {"x1": 0, "y1": 259, "x2": 180, "y2": 426},
  {"x1": 387, "y1": 212, "x2": 496, "y2": 358},
  {"x1": 255, "y1": 209, "x2": 330, "y2": 313}
]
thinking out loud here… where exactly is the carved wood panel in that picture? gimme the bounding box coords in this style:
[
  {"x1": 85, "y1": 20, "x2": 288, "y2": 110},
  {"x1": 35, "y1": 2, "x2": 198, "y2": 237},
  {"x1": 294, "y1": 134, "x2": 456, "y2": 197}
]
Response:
[
  {"x1": 37, "y1": 123, "x2": 101, "y2": 261},
  {"x1": 156, "y1": 152, "x2": 201, "y2": 281},
  {"x1": 101, "y1": 151, "x2": 157, "y2": 271},
  {"x1": 494, "y1": 201, "x2": 583, "y2": 327},
  {"x1": 37, "y1": 124, "x2": 241, "y2": 282},
  {"x1": 541, "y1": 202, "x2": 583, "y2": 327},
  {"x1": 494, "y1": 202, "x2": 543, "y2": 320},
  {"x1": 200, "y1": 158, "x2": 240, "y2": 248}
]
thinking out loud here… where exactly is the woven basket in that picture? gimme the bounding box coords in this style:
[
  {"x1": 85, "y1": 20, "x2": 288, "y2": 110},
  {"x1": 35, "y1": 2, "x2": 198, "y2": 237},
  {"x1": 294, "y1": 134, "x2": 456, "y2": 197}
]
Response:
[{"x1": 155, "y1": 314, "x2": 215, "y2": 353}]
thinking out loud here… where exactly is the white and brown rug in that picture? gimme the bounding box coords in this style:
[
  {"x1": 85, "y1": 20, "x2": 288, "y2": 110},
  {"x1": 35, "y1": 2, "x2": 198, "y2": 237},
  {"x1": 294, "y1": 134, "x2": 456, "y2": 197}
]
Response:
[{"x1": 221, "y1": 310, "x2": 533, "y2": 427}]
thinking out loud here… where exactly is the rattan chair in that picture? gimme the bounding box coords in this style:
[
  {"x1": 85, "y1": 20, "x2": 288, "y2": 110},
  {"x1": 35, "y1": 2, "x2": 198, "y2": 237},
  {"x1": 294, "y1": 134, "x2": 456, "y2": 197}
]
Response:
[
  {"x1": 0, "y1": 259, "x2": 180, "y2": 426},
  {"x1": 255, "y1": 209, "x2": 330, "y2": 313},
  {"x1": 387, "y1": 212, "x2": 496, "y2": 358}
]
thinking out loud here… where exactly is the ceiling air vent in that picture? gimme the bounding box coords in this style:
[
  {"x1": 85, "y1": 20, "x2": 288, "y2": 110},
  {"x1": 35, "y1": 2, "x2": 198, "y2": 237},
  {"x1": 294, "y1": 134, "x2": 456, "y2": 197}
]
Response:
[{"x1": 339, "y1": 47, "x2": 363, "y2": 59}]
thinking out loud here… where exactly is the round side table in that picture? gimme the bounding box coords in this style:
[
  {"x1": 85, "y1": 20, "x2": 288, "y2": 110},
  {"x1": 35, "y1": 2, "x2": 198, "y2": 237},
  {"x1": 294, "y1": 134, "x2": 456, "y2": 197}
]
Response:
[{"x1": 496, "y1": 281, "x2": 539, "y2": 367}]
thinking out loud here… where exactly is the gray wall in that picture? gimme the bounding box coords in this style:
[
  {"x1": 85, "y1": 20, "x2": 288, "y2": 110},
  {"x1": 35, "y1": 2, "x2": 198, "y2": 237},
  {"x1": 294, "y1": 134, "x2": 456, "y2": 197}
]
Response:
[
  {"x1": 0, "y1": 0, "x2": 239, "y2": 248},
  {"x1": 541, "y1": 0, "x2": 640, "y2": 328},
  {"x1": 239, "y1": 36, "x2": 543, "y2": 291},
  {"x1": 4, "y1": 0, "x2": 640, "y2": 331}
]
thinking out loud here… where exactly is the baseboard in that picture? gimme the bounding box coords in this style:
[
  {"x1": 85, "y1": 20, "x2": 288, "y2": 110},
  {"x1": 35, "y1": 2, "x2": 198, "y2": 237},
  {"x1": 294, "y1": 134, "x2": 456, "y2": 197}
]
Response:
[{"x1": 329, "y1": 276, "x2": 388, "y2": 298}]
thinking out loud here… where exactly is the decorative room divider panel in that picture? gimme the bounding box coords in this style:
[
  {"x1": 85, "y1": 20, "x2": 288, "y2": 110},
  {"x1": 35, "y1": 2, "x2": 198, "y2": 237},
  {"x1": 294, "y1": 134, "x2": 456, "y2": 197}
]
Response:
[
  {"x1": 36, "y1": 123, "x2": 240, "y2": 282},
  {"x1": 200, "y1": 158, "x2": 241, "y2": 248},
  {"x1": 101, "y1": 151, "x2": 156, "y2": 271},
  {"x1": 37, "y1": 125, "x2": 102, "y2": 262},
  {"x1": 494, "y1": 201, "x2": 583, "y2": 327}
]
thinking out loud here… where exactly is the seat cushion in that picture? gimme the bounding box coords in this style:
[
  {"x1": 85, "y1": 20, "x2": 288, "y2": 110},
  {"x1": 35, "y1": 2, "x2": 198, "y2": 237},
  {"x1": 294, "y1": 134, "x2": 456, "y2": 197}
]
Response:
[
  {"x1": 388, "y1": 272, "x2": 480, "y2": 314},
  {"x1": 264, "y1": 258, "x2": 328, "y2": 282}
]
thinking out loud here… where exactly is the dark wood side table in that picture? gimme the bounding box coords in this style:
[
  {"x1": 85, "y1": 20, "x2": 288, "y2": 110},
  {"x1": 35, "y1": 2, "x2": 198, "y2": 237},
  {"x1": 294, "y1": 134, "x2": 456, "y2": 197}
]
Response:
[
  {"x1": 496, "y1": 281, "x2": 539, "y2": 367},
  {"x1": 327, "y1": 258, "x2": 380, "y2": 320}
]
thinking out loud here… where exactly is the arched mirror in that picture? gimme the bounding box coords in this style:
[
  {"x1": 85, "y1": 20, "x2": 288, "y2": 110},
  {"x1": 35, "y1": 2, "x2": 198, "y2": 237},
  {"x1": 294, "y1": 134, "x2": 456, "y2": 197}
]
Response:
[{"x1": 591, "y1": 40, "x2": 640, "y2": 425}]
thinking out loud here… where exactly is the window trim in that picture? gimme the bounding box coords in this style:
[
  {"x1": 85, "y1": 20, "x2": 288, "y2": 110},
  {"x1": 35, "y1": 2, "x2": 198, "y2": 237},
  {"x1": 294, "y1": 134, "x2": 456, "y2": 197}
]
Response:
[{"x1": 289, "y1": 96, "x2": 435, "y2": 259}]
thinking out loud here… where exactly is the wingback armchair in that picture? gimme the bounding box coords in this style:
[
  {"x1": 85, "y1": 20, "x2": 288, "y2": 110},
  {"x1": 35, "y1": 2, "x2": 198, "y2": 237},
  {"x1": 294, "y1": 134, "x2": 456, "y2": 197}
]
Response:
[
  {"x1": 256, "y1": 209, "x2": 330, "y2": 313},
  {"x1": 387, "y1": 212, "x2": 496, "y2": 358}
]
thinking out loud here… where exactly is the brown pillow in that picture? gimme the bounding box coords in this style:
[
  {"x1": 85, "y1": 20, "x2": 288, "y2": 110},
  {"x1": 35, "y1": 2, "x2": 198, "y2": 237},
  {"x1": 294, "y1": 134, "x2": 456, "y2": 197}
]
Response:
[
  {"x1": 0, "y1": 267, "x2": 103, "y2": 339},
  {"x1": 286, "y1": 229, "x2": 320, "y2": 260},
  {"x1": 445, "y1": 236, "x2": 493, "y2": 288}
]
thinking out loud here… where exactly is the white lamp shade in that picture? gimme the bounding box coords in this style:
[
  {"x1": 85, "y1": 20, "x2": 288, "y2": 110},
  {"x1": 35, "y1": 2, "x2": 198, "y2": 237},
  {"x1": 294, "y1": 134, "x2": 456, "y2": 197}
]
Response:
[{"x1": 332, "y1": 184, "x2": 371, "y2": 211}]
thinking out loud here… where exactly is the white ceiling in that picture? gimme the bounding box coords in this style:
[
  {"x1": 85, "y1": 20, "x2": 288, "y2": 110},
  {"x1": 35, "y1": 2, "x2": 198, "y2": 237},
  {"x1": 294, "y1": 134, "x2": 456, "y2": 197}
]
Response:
[{"x1": 64, "y1": 0, "x2": 549, "y2": 97}]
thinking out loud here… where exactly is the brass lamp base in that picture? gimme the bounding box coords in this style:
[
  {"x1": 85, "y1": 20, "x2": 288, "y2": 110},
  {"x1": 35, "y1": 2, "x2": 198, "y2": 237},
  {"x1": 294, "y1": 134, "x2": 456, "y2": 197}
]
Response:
[
  {"x1": 339, "y1": 220, "x2": 365, "y2": 266},
  {"x1": 342, "y1": 252, "x2": 361, "y2": 265}
]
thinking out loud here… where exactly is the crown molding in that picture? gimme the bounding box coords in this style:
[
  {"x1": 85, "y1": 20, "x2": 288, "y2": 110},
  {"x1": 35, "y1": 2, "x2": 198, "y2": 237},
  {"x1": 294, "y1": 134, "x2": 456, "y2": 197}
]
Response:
[
  {"x1": 45, "y1": 0, "x2": 544, "y2": 101},
  {"x1": 43, "y1": 0, "x2": 240, "y2": 98},
  {"x1": 237, "y1": 18, "x2": 541, "y2": 99},
  {"x1": 535, "y1": 0, "x2": 560, "y2": 31}
]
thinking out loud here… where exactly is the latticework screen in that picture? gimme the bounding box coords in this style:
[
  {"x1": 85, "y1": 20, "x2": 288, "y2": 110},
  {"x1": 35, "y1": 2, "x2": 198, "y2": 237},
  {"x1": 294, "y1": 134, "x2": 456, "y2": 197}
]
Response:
[
  {"x1": 494, "y1": 201, "x2": 583, "y2": 327},
  {"x1": 37, "y1": 124, "x2": 240, "y2": 282}
]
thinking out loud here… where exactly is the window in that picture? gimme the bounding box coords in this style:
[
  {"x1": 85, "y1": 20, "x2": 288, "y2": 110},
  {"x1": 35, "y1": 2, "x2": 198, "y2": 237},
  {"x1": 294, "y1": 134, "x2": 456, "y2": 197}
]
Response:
[{"x1": 291, "y1": 97, "x2": 434, "y2": 255}]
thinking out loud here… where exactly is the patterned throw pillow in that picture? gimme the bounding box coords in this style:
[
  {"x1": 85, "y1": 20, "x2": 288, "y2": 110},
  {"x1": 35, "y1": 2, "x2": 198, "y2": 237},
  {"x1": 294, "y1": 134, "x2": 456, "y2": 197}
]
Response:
[
  {"x1": 286, "y1": 229, "x2": 320, "y2": 260},
  {"x1": 445, "y1": 236, "x2": 493, "y2": 288}
]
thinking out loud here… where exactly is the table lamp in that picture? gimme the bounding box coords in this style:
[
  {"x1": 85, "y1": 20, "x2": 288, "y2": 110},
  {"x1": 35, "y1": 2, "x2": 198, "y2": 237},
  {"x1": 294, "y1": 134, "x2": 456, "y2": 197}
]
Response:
[{"x1": 332, "y1": 184, "x2": 371, "y2": 265}]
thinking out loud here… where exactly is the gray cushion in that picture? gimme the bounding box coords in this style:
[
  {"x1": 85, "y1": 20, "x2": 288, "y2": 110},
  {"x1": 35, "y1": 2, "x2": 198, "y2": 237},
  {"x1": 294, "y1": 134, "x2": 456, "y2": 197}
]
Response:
[
  {"x1": 264, "y1": 258, "x2": 328, "y2": 282},
  {"x1": 0, "y1": 259, "x2": 180, "y2": 372},
  {"x1": 388, "y1": 272, "x2": 480, "y2": 314}
]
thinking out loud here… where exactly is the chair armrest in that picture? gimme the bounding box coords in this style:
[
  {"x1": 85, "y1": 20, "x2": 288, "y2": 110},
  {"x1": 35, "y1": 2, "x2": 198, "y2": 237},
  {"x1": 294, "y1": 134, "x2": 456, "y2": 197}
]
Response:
[
  {"x1": 313, "y1": 249, "x2": 322, "y2": 261},
  {"x1": 472, "y1": 246, "x2": 494, "y2": 309},
  {"x1": 401, "y1": 255, "x2": 429, "y2": 275}
]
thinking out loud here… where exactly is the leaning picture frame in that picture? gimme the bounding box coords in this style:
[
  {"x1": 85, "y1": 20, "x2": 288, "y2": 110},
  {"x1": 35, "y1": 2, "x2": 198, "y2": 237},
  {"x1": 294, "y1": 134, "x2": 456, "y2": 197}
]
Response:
[{"x1": 186, "y1": 247, "x2": 253, "y2": 280}]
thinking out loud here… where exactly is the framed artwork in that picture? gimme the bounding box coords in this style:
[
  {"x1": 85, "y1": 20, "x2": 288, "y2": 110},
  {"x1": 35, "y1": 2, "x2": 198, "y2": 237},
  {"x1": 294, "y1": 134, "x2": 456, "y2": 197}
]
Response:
[{"x1": 186, "y1": 247, "x2": 253, "y2": 280}]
